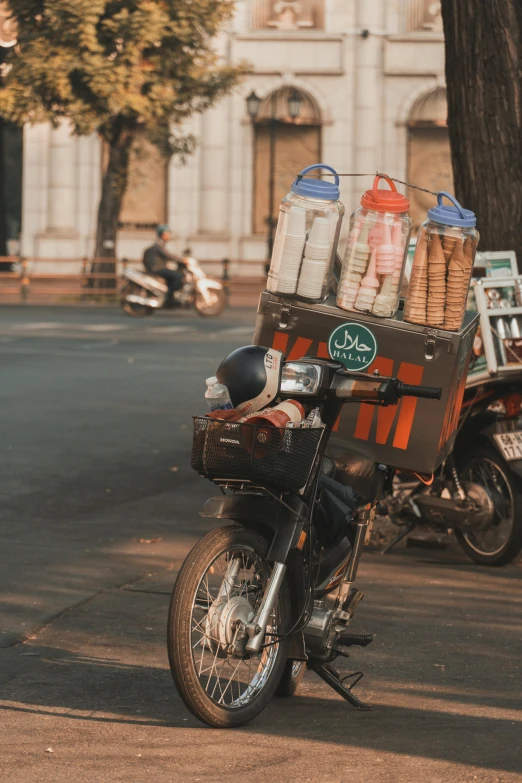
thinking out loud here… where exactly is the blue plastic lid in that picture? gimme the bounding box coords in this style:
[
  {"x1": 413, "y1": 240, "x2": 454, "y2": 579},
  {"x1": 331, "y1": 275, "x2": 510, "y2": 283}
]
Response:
[
  {"x1": 291, "y1": 164, "x2": 340, "y2": 201},
  {"x1": 428, "y1": 191, "x2": 476, "y2": 228}
]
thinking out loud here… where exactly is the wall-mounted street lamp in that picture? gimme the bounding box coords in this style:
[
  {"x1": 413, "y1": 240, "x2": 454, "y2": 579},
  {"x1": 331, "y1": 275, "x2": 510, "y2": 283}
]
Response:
[{"x1": 246, "y1": 90, "x2": 262, "y2": 122}]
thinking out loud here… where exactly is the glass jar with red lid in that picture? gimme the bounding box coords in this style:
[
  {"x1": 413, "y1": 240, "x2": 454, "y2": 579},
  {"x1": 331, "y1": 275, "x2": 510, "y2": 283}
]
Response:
[{"x1": 337, "y1": 175, "x2": 412, "y2": 318}]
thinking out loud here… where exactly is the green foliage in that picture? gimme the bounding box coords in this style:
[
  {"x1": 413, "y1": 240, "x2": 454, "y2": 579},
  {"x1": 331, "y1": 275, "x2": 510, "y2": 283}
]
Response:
[{"x1": 0, "y1": 0, "x2": 246, "y2": 155}]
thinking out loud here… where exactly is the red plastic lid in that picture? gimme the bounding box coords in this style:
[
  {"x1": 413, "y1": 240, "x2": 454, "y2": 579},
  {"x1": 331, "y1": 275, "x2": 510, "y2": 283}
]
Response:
[{"x1": 360, "y1": 175, "x2": 410, "y2": 213}]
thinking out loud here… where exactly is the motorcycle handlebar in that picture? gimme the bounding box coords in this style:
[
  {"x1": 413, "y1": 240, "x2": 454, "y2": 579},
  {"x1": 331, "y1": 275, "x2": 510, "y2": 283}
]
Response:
[{"x1": 399, "y1": 383, "x2": 442, "y2": 400}]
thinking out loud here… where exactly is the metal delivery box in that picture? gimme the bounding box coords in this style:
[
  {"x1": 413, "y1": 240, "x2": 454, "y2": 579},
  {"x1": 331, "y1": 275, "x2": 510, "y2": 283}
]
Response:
[{"x1": 253, "y1": 292, "x2": 479, "y2": 475}]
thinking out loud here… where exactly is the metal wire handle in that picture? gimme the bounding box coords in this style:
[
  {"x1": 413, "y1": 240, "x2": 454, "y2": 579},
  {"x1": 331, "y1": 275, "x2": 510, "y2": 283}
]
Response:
[{"x1": 321, "y1": 170, "x2": 439, "y2": 197}]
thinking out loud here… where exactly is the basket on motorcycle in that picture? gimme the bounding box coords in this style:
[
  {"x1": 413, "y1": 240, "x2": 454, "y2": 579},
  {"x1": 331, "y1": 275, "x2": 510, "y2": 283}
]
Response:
[{"x1": 191, "y1": 416, "x2": 323, "y2": 491}]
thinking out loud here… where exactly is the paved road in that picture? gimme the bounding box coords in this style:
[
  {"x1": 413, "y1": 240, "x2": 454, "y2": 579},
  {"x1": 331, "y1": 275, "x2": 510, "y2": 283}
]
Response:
[
  {"x1": 1, "y1": 306, "x2": 521, "y2": 782},
  {"x1": 0, "y1": 306, "x2": 257, "y2": 647}
]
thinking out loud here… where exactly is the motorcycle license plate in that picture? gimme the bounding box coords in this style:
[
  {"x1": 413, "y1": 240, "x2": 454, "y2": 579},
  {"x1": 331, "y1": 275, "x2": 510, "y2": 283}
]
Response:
[{"x1": 494, "y1": 431, "x2": 522, "y2": 461}]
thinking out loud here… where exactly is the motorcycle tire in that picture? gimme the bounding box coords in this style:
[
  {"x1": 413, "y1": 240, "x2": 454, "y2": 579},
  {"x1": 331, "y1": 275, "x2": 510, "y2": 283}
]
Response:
[
  {"x1": 167, "y1": 525, "x2": 291, "y2": 728},
  {"x1": 193, "y1": 288, "x2": 226, "y2": 318},
  {"x1": 274, "y1": 659, "x2": 306, "y2": 697},
  {"x1": 120, "y1": 283, "x2": 154, "y2": 317},
  {"x1": 455, "y1": 444, "x2": 522, "y2": 566}
]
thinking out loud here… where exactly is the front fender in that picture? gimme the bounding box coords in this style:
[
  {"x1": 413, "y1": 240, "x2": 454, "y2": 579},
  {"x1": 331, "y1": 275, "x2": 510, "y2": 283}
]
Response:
[
  {"x1": 195, "y1": 277, "x2": 223, "y2": 304},
  {"x1": 200, "y1": 494, "x2": 282, "y2": 539},
  {"x1": 200, "y1": 494, "x2": 308, "y2": 560}
]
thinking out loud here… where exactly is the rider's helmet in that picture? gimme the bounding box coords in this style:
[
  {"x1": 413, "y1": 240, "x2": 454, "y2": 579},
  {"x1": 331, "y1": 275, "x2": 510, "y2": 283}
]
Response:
[
  {"x1": 216, "y1": 345, "x2": 283, "y2": 416},
  {"x1": 156, "y1": 224, "x2": 171, "y2": 239}
]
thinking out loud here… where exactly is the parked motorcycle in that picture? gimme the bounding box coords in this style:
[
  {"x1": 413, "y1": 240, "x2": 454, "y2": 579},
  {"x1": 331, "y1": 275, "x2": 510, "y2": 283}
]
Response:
[
  {"x1": 120, "y1": 257, "x2": 226, "y2": 317},
  {"x1": 167, "y1": 346, "x2": 441, "y2": 727},
  {"x1": 379, "y1": 373, "x2": 522, "y2": 565}
]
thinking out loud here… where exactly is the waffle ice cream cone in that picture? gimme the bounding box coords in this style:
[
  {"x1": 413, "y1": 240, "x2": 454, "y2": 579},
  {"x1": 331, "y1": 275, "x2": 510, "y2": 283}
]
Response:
[
  {"x1": 442, "y1": 234, "x2": 458, "y2": 265},
  {"x1": 372, "y1": 274, "x2": 395, "y2": 317},
  {"x1": 355, "y1": 248, "x2": 380, "y2": 312},
  {"x1": 404, "y1": 230, "x2": 429, "y2": 323},
  {"x1": 368, "y1": 220, "x2": 384, "y2": 251},
  {"x1": 463, "y1": 235, "x2": 476, "y2": 269},
  {"x1": 337, "y1": 276, "x2": 362, "y2": 311},
  {"x1": 391, "y1": 222, "x2": 405, "y2": 278},
  {"x1": 351, "y1": 243, "x2": 371, "y2": 273},
  {"x1": 426, "y1": 232, "x2": 447, "y2": 327},
  {"x1": 376, "y1": 224, "x2": 396, "y2": 276},
  {"x1": 443, "y1": 238, "x2": 469, "y2": 330}
]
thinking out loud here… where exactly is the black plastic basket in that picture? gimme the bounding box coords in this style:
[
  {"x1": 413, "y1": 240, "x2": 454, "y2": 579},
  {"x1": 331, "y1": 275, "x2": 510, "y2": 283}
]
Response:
[{"x1": 191, "y1": 416, "x2": 323, "y2": 491}]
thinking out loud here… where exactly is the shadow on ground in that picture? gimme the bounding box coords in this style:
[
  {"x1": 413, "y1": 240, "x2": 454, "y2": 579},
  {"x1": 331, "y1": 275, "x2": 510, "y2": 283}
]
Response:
[{"x1": 2, "y1": 551, "x2": 521, "y2": 776}]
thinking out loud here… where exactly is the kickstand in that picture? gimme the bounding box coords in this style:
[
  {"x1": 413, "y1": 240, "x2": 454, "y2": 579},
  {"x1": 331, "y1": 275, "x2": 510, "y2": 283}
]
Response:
[
  {"x1": 310, "y1": 663, "x2": 372, "y2": 711},
  {"x1": 381, "y1": 521, "x2": 416, "y2": 554}
]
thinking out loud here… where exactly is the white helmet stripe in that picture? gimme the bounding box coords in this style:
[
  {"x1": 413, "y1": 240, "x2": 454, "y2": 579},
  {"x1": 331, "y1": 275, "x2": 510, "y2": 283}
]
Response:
[{"x1": 235, "y1": 349, "x2": 283, "y2": 416}]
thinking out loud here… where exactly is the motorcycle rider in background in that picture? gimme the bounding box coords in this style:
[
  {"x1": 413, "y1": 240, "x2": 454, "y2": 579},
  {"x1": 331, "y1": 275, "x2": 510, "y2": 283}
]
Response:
[{"x1": 142, "y1": 224, "x2": 188, "y2": 306}]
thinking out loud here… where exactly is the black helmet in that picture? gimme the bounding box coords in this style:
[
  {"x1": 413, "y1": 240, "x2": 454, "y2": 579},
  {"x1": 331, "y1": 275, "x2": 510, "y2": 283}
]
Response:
[{"x1": 216, "y1": 345, "x2": 283, "y2": 416}]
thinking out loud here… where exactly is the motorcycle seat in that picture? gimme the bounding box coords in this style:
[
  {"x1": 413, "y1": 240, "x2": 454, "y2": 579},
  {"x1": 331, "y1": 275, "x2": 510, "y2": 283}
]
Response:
[{"x1": 322, "y1": 446, "x2": 384, "y2": 502}]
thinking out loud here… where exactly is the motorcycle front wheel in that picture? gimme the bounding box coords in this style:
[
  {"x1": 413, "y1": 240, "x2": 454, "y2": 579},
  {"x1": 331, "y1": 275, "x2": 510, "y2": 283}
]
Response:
[
  {"x1": 193, "y1": 288, "x2": 226, "y2": 317},
  {"x1": 167, "y1": 525, "x2": 290, "y2": 727},
  {"x1": 456, "y1": 445, "x2": 522, "y2": 566}
]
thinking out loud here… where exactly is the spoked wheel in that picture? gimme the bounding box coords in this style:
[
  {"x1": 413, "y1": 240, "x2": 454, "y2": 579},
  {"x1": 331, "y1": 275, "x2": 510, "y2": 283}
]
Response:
[
  {"x1": 275, "y1": 659, "x2": 306, "y2": 697},
  {"x1": 167, "y1": 526, "x2": 290, "y2": 727},
  {"x1": 193, "y1": 288, "x2": 226, "y2": 317},
  {"x1": 456, "y1": 445, "x2": 522, "y2": 565}
]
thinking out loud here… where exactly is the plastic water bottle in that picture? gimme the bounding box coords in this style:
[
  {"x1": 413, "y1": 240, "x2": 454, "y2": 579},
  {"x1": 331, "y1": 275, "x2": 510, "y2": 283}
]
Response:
[{"x1": 205, "y1": 376, "x2": 233, "y2": 411}]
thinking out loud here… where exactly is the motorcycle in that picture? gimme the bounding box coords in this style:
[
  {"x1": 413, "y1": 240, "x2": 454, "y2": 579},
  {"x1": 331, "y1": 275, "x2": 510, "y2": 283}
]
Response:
[
  {"x1": 379, "y1": 372, "x2": 522, "y2": 565},
  {"x1": 120, "y1": 257, "x2": 226, "y2": 318},
  {"x1": 167, "y1": 349, "x2": 441, "y2": 727}
]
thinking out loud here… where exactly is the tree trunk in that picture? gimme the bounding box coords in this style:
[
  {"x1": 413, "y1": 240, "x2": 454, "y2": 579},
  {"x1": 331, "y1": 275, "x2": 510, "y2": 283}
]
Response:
[
  {"x1": 91, "y1": 120, "x2": 134, "y2": 289},
  {"x1": 0, "y1": 118, "x2": 8, "y2": 265},
  {"x1": 440, "y1": 0, "x2": 522, "y2": 264}
]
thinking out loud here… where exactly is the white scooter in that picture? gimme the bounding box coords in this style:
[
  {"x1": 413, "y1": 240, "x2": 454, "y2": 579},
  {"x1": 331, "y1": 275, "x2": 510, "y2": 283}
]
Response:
[{"x1": 120, "y1": 257, "x2": 226, "y2": 318}]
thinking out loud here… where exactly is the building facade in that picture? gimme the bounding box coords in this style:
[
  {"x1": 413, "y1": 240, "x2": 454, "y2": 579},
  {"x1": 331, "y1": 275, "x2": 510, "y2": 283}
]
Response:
[{"x1": 17, "y1": 0, "x2": 453, "y2": 274}]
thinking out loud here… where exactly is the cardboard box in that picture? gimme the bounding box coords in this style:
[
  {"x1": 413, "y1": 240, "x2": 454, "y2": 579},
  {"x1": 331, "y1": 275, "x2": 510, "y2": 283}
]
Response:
[{"x1": 253, "y1": 292, "x2": 479, "y2": 474}]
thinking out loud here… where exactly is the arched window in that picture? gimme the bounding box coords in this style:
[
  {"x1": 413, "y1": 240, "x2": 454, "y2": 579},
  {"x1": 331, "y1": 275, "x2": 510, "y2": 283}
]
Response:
[
  {"x1": 117, "y1": 129, "x2": 168, "y2": 230},
  {"x1": 405, "y1": 0, "x2": 443, "y2": 33},
  {"x1": 252, "y1": 87, "x2": 322, "y2": 235},
  {"x1": 407, "y1": 86, "x2": 454, "y2": 228},
  {"x1": 252, "y1": 0, "x2": 324, "y2": 31}
]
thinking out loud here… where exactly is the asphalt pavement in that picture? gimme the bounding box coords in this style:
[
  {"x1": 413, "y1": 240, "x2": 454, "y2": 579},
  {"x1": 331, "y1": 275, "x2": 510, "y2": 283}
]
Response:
[{"x1": 1, "y1": 305, "x2": 521, "y2": 782}]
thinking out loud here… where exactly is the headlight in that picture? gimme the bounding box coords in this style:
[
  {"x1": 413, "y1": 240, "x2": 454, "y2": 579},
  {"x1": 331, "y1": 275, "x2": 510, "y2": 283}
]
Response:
[{"x1": 280, "y1": 362, "x2": 322, "y2": 394}]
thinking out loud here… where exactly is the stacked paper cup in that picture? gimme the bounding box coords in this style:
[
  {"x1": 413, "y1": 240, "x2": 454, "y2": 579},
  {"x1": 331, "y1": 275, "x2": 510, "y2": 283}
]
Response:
[
  {"x1": 296, "y1": 217, "x2": 332, "y2": 300},
  {"x1": 267, "y1": 206, "x2": 307, "y2": 295}
]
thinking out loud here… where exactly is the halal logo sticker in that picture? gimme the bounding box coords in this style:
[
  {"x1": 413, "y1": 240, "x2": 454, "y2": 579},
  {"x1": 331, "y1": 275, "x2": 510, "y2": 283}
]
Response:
[{"x1": 328, "y1": 322, "x2": 378, "y2": 371}]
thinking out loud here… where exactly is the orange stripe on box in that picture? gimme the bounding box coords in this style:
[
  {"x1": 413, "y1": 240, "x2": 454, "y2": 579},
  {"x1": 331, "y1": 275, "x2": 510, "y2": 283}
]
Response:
[
  {"x1": 317, "y1": 341, "x2": 330, "y2": 359},
  {"x1": 287, "y1": 337, "x2": 314, "y2": 361},
  {"x1": 354, "y1": 359, "x2": 424, "y2": 450},
  {"x1": 392, "y1": 362, "x2": 424, "y2": 449},
  {"x1": 354, "y1": 357, "x2": 394, "y2": 441},
  {"x1": 272, "y1": 332, "x2": 289, "y2": 355}
]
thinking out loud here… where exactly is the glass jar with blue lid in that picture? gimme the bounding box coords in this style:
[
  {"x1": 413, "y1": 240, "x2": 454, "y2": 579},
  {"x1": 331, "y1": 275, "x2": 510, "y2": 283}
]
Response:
[
  {"x1": 404, "y1": 192, "x2": 479, "y2": 331},
  {"x1": 266, "y1": 164, "x2": 345, "y2": 302}
]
